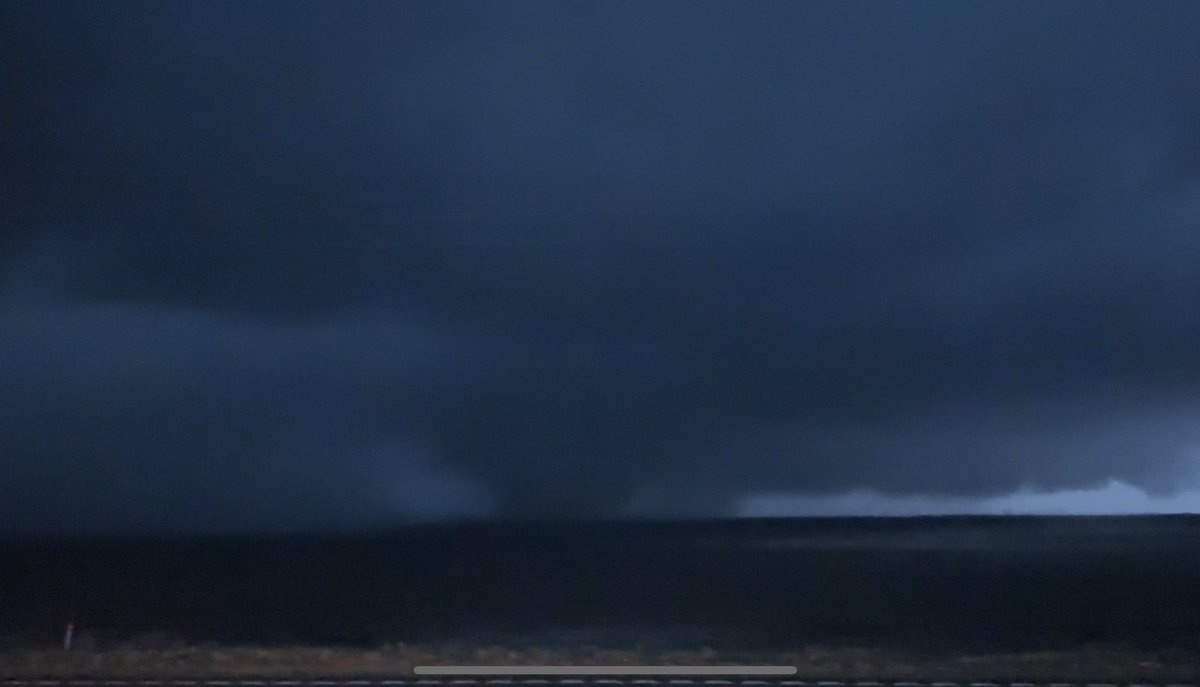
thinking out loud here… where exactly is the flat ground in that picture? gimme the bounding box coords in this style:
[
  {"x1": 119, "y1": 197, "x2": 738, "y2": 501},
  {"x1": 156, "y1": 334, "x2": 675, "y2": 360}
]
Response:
[
  {"x1": 3, "y1": 643, "x2": 1200, "y2": 681},
  {"x1": 3, "y1": 517, "x2": 1200, "y2": 679}
]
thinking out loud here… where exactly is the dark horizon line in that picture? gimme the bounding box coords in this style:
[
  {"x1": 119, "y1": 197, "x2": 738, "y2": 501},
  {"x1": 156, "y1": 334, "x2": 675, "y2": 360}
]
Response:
[{"x1": 2, "y1": 512, "x2": 1198, "y2": 543}]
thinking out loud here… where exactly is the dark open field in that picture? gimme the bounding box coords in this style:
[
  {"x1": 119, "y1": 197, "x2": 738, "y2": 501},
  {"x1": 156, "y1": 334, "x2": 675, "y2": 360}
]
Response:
[{"x1": 3, "y1": 516, "x2": 1199, "y2": 658}]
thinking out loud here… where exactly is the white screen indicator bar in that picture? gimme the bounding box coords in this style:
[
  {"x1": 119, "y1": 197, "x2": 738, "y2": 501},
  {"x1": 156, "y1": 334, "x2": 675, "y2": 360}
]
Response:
[{"x1": 413, "y1": 666, "x2": 798, "y2": 676}]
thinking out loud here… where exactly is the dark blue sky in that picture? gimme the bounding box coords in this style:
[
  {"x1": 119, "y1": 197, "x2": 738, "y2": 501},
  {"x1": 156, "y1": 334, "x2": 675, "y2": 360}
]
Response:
[{"x1": 3, "y1": 1, "x2": 1200, "y2": 532}]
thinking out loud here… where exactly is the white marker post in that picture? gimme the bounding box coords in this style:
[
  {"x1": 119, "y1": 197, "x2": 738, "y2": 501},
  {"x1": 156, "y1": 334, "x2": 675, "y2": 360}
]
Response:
[{"x1": 63, "y1": 623, "x2": 74, "y2": 651}]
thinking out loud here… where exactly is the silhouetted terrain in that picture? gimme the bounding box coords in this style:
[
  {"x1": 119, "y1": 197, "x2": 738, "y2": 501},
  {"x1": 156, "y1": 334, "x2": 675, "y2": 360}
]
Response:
[{"x1": 3, "y1": 516, "x2": 1199, "y2": 653}]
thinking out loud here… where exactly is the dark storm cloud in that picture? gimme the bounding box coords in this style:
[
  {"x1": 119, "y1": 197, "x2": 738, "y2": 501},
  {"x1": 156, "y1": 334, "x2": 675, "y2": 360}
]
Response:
[
  {"x1": 4, "y1": 1, "x2": 1200, "y2": 529},
  {"x1": 0, "y1": 272, "x2": 494, "y2": 532}
]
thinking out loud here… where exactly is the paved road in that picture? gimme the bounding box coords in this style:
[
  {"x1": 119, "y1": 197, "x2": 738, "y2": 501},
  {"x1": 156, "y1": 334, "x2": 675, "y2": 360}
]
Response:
[{"x1": 4, "y1": 680, "x2": 1196, "y2": 687}]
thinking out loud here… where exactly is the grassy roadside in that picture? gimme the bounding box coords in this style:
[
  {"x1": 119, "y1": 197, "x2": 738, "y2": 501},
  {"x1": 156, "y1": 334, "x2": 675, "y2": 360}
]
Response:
[{"x1": 3, "y1": 644, "x2": 1200, "y2": 681}]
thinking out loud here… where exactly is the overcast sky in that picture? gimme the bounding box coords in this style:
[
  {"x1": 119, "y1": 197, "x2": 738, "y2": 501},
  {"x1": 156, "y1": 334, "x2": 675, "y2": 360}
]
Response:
[{"x1": 4, "y1": 1, "x2": 1200, "y2": 532}]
